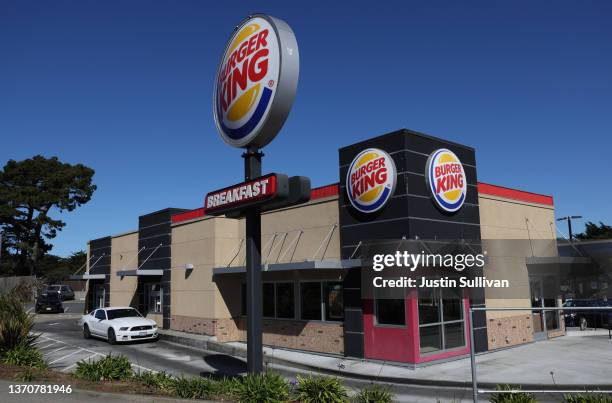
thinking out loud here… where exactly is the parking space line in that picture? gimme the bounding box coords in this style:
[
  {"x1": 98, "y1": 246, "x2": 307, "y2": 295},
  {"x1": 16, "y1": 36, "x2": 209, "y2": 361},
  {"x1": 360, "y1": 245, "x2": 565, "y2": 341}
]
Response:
[
  {"x1": 49, "y1": 349, "x2": 82, "y2": 365},
  {"x1": 45, "y1": 346, "x2": 67, "y2": 356},
  {"x1": 38, "y1": 341, "x2": 59, "y2": 349}
]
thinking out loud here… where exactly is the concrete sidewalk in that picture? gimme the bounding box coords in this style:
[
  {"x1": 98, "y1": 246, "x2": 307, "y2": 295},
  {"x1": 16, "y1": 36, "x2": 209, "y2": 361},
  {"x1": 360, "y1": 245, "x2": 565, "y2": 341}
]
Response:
[{"x1": 160, "y1": 329, "x2": 612, "y2": 389}]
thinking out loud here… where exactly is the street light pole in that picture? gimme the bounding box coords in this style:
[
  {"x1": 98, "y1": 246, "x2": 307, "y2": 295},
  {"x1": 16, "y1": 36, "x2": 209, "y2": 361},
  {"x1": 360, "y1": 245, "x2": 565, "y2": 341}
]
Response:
[{"x1": 557, "y1": 215, "x2": 583, "y2": 242}]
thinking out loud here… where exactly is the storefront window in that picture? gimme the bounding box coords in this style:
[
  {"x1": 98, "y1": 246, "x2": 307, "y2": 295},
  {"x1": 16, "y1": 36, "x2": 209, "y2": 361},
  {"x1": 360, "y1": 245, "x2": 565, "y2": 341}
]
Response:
[
  {"x1": 418, "y1": 287, "x2": 465, "y2": 354},
  {"x1": 300, "y1": 282, "x2": 322, "y2": 320},
  {"x1": 325, "y1": 282, "x2": 344, "y2": 321},
  {"x1": 375, "y1": 299, "x2": 406, "y2": 326},
  {"x1": 276, "y1": 283, "x2": 295, "y2": 319},
  {"x1": 242, "y1": 282, "x2": 296, "y2": 319},
  {"x1": 146, "y1": 283, "x2": 162, "y2": 313},
  {"x1": 263, "y1": 283, "x2": 275, "y2": 317}
]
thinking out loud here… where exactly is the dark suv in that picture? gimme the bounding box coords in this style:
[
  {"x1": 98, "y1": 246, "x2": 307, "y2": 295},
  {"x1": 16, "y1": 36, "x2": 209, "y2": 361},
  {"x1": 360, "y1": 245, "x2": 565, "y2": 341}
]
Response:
[
  {"x1": 45, "y1": 285, "x2": 75, "y2": 301},
  {"x1": 563, "y1": 299, "x2": 611, "y2": 330},
  {"x1": 35, "y1": 292, "x2": 64, "y2": 314}
]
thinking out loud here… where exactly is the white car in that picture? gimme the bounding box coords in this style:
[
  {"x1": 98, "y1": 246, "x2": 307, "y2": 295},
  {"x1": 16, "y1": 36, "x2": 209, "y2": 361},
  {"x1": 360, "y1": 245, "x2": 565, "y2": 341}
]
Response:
[{"x1": 80, "y1": 307, "x2": 158, "y2": 344}]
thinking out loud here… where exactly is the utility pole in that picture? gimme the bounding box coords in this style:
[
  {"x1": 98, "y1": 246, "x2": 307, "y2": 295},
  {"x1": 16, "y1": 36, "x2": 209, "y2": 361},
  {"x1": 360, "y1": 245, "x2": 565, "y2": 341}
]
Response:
[{"x1": 557, "y1": 216, "x2": 582, "y2": 242}]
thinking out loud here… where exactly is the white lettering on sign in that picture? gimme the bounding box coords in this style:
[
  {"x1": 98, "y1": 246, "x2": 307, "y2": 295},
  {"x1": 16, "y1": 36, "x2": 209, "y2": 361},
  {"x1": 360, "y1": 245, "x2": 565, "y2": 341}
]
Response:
[{"x1": 206, "y1": 177, "x2": 272, "y2": 209}]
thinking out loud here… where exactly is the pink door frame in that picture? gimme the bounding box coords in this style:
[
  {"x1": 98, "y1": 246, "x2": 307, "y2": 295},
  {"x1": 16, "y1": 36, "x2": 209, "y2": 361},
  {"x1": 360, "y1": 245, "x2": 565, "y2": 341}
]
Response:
[{"x1": 363, "y1": 290, "x2": 471, "y2": 364}]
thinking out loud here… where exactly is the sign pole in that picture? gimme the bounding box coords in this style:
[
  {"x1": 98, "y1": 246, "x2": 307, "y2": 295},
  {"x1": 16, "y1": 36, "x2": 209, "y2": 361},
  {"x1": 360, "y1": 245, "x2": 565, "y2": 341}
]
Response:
[{"x1": 243, "y1": 147, "x2": 264, "y2": 373}]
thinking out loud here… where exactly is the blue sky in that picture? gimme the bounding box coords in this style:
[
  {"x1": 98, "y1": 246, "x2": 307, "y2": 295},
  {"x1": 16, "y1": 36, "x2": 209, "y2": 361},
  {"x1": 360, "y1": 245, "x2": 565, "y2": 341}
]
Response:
[{"x1": 1, "y1": 1, "x2": 611, "y2": 257}]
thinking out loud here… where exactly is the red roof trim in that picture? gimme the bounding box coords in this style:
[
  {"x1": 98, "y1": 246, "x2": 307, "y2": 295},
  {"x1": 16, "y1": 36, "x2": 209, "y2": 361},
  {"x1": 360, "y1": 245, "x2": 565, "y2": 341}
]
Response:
[
  {"x1": 171, "y1": 181, "x2": 552, "y2": 224},
  {"x1": 171, "y1": 208, "x2": 205, "y2": 224},
  {"x1": 477, "y1": 182, "x2": 553, "y2": 206},
  {"x1": 310, "y1": 184, "x2": 339, "y2": 200}
]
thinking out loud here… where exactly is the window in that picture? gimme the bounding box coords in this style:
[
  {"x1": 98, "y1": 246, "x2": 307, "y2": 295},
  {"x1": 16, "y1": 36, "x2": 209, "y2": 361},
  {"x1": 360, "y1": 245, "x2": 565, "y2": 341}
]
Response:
[
  {"x1": 301, "y1": 282, "x2": 322, "y2": 320},
  {"x1": 325, "y1": 282, "x2": 344, "y2": 321},
  {"x1": 375, "y1": 299, "x2": 406, "y2": 326},
  {"x1": 146, "y1": 283, "x2": 162, "y2": 313},
  {"x1": 263, "y1": 283, "x2": 275, "y2": 317},
  {"x1": 418, "y1": 288, "x2": 465, "y2": 354},
  {"x1": 276, "y1": 283, "x2": 295, "y2": 319},
  {"x1": 300, "y1": 281, "x2": 344, "y2": 322},
  {"x1": 94, "y1": 310, "x2": 106, "y2": 320},
  {"x1": 242, "y1": 282, "x2": 295, "y2": 319}
]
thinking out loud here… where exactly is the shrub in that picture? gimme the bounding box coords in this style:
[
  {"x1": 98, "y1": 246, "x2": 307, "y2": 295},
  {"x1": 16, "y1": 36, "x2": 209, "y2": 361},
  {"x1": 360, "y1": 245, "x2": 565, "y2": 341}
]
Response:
[
  {"x1": 0, "y1": 293, "x2": 38, "y2": 352},
  {"x1": 235, "y1": 371, "x2": 290, "y2": 403},
  {"x1": 3, "y1": 344, "x2": 47, "y2": 369},
  {"x1": 213, "y1": 376, "x2": 241, "y2": 398},
  {"x1": 294, "y1": 375, "x2": 348, "y2": 403},
  {"x1": 74, "y1": 354, "x2": 133, "y2": 381},
  {"x1": 565, "y1": 394, "x2": 612, "y2": 403},
  {"x1": 355, "y1": 384, "x2": 394, "y2": 403},
  {"x1": 133, "y1": 370, "x2": 175, "y2": 392},
  {"x1": 171, "y1": 376, "x2": 217, "y2": 399},
  {"x1": 489, "y1": 385, "x2": 537, "y2": 403}
]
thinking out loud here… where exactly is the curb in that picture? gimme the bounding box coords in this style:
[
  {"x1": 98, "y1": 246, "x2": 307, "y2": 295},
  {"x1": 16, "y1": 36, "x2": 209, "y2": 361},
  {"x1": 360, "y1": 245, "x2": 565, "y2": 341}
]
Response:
[{"x1": 159, "y1": 332, "x2": 612, "y2": 390}]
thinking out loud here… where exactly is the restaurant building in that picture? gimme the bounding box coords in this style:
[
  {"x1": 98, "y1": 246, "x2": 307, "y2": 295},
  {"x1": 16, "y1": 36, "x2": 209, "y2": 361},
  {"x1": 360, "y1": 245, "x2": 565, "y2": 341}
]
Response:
[{"x1": 78, "y1": 129, "x2": 564, "y2": 366}]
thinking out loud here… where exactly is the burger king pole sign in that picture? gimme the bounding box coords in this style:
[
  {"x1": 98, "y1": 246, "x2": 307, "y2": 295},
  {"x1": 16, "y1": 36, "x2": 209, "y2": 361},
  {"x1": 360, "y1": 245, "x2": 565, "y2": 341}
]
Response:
[
  {"x1": 211, "y1": 14, "x2": 301, "y2": 374},
  {"x1": 214, "y1": 14, "x2": 299, "y2": 149}
]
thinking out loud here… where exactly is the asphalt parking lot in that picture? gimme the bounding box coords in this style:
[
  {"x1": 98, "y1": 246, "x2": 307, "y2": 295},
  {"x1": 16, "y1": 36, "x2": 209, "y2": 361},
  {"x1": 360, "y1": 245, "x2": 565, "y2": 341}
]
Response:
[{"x1": 32, "y1": 317, "x2": 248, "y2": 378}]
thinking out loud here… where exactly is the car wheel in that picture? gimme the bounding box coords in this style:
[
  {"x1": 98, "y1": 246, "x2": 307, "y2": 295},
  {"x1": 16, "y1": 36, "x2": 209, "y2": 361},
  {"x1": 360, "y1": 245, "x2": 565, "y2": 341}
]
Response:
[
  {"x1": 83, "y1": 324, "x2": 91, "y2": 339},
  {"x1": 108, "y1": 328, "x2": 117, "y2": 345},
  {"x1": 580, "y1": 317, "x2": 588, "y2": 331}
]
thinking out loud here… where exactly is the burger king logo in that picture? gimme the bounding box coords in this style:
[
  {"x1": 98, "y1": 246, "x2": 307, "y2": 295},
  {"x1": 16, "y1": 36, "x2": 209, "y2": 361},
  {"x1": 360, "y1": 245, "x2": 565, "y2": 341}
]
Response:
[
  {"x1": 213, "y1": 15, "x2": 299, "y2": 149},
  {"x1": 425, "y1": 149, "x2": 467, "y2": 213},
  {"x1": 346, "y1": 148, "x2": 396, "y2": 213}
]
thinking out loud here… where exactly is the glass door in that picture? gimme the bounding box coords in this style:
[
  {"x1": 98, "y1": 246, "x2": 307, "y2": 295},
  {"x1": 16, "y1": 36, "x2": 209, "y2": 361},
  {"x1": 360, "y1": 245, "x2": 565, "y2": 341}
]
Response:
[{"x1": 530, "y1": 277, "x2": 547, "y2": 341}]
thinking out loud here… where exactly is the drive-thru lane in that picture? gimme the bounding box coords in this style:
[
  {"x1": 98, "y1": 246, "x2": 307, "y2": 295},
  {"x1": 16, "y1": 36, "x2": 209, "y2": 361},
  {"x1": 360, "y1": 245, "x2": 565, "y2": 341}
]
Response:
[{"x1": 33, "y1": 318, "x2": 244, "y2": 377}]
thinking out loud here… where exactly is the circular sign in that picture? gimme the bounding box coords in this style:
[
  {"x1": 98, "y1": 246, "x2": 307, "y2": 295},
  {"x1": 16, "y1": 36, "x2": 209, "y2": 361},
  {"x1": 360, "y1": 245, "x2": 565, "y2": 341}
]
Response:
[
  {"x1": 346, "y1": 148, "x2": 396, "y2": 213},
  {"x1": 425, "y1": 149, "x2": 467, "y2": 213},
  {"x1": 213, "y1": 14, "x2": 299, "y2": 149}
]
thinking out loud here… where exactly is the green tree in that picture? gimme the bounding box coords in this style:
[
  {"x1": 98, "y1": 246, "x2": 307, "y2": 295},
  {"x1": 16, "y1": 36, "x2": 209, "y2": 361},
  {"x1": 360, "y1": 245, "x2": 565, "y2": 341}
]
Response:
[
  {"x1": 574, "y1": 221, "x2": 612, "y2": 240},
  {"x1": 0, "y1": 156, "x2": 96, "y2": 275}
]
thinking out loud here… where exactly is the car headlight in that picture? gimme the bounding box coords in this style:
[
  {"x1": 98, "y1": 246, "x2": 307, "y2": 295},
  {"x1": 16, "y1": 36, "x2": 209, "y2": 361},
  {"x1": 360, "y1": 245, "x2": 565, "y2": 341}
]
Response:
[
  {"x1": 119, "y1": 327, "x2": 129, "y2": 331},
  {"x1": 152, "y1": 324, "x2": 157, "y2": 329}
]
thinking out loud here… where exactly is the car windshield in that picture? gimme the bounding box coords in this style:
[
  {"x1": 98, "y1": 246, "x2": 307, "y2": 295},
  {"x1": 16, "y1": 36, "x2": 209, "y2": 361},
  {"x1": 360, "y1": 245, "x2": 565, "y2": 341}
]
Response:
[
  {"x1": 46, "y1": 286, "x2": 59, "y2": 291},
  {"x1": 106, "y1": 309, "x2": 142, "y2": 320}
]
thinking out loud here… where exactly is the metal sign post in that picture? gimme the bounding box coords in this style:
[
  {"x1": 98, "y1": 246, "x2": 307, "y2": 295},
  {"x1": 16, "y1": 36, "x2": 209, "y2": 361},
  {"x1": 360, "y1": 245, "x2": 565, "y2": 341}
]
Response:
[
  {"x1": 212, "y1": 14, "x2": 300, "y2": 374},
  {"x1": 243, "y1": 148, "x2": 264, "y2": 373}
]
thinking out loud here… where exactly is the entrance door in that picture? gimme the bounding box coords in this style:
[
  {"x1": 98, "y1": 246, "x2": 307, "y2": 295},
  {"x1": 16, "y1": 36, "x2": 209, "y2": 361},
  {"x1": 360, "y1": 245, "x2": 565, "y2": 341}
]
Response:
[
  {"x1": 92, "y1": 284, "x2": 105, "y2": 309},
  {"x1": 530, "y1": 276, "x2": 560, "y2": 340},
  {"x1": 530, "y1": 277, "x2": 547, "y2": 340}
]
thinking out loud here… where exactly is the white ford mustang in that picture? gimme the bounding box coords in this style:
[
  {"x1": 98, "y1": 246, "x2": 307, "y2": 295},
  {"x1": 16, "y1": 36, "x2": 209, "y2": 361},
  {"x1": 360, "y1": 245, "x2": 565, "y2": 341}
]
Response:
[{"x1": 80, "y1": 307, "x2": 158, "y2": 344}]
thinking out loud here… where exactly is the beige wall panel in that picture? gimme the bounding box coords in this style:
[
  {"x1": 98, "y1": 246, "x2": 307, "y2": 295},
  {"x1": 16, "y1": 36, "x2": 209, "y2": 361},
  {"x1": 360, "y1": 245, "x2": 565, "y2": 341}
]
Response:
[
  {"x1": 171, "y1": 290, "x2": 217, "y2": 318},
  {"x1": 110, "y1": 232, "x2": 139, "y2": 307},
  {"x1": 479, "y1": 195, "x2": 557, "y2": 321}
]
